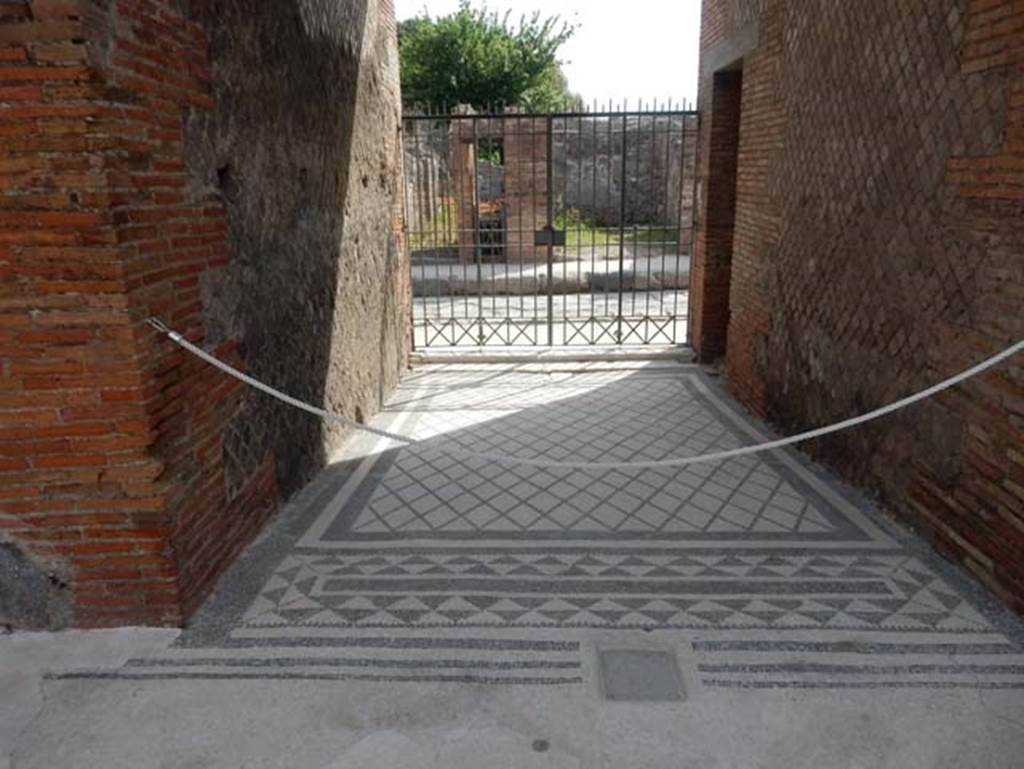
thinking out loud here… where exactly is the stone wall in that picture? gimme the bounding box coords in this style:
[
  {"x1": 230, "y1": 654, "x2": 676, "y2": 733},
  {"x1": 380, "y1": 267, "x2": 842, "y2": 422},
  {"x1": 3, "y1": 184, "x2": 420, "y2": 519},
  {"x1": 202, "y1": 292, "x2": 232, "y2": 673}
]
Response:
[
  {"x1": 0, "y1": 0, "x2": 409, "y2": 629},
  {"x1": 693, "y1": 0, "x2": 1024, "y2": 612},
  {"x1": 554, "y1": 115, "x2": 699, "y2": 228}
]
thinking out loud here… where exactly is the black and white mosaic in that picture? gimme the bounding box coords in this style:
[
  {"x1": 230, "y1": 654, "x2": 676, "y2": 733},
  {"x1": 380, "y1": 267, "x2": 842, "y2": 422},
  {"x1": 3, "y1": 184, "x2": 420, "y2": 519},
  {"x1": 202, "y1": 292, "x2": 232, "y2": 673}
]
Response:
[
  {"x1": 304, "y1": 371, "x2": 874, "y2": 543},
  {"x1": 63, "y1": 364, "x2": 1024, "y2": 690},
  {"x1": 237, "y1": 551, "x2": 993, "y2": 632}
]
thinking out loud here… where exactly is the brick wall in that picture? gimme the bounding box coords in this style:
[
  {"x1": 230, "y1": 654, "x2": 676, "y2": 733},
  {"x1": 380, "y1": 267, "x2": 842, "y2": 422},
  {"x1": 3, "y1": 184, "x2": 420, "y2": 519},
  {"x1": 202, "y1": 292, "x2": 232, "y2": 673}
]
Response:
[
  {"x1": 693, "y1": 0, "x2": 1024, "y2": 612},
  {"x1": 0, "y1": 0, "x2": 408, "y2": 628}
]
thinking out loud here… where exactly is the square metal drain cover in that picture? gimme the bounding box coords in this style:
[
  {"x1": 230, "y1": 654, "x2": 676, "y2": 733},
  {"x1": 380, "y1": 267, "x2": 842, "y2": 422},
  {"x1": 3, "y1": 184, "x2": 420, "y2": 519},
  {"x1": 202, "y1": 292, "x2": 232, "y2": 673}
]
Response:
[{"x1": 597, "y1": 649, "x2": 685, "y2": 702}]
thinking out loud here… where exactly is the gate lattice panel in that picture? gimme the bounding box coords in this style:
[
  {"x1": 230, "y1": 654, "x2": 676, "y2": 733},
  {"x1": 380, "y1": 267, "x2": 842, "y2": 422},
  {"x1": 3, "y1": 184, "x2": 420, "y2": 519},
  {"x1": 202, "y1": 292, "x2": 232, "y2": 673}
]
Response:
[{"x1": 402, "y1": 107, "x2": 699, "y2": 348}]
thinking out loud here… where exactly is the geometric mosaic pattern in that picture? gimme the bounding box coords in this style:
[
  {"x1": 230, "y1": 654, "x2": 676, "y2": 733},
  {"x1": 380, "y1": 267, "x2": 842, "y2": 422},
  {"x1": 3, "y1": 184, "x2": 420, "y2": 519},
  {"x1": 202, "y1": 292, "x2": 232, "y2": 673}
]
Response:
[
  {"x1": 240, "y1": 552, "x2": 993, "y2": 632},
  {"x1": 349, "y1": 453, "x2": 838, "y2": 537},
  {"x1": 316, "y1": 370, "x2": 864, "y2": 542},
  {"x1": 78, "y1": 363, "x2": 1022, "y2": 691}
]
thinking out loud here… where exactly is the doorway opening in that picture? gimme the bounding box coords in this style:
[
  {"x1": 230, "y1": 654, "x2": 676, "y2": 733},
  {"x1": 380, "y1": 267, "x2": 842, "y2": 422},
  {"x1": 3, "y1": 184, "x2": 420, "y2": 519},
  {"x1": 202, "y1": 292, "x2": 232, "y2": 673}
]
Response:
[{"x1": 692, "y1": 67, "x2": 742, "y2": 359}]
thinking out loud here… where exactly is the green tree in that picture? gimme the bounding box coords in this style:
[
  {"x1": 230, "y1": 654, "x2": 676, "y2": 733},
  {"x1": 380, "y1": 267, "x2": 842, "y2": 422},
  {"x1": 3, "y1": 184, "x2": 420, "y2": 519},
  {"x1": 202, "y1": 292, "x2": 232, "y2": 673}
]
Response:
[{"x1": 399, "y1": 2, "x2": 576, "y2": 113}]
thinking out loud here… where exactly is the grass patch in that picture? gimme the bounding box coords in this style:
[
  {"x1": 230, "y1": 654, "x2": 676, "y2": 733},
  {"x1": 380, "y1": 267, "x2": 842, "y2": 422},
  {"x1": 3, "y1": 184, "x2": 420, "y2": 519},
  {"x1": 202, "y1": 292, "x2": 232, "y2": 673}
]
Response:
[
  {"x1": 631, "y1": 226, "x2": 680, "y2": 247},
  {"x1": 555, "y1": 208, "x2": 680, "y2": 251},
  {"x1": 555, "y1": 208, "x2": 617, "y2": 248}
]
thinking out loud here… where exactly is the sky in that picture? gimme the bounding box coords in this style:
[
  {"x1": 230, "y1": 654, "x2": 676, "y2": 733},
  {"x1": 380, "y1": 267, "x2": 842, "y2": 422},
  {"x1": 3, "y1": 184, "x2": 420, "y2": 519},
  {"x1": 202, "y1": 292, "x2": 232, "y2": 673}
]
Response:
[{"x1": 393, "y1": 0, "x2": 702, "y2": 109}]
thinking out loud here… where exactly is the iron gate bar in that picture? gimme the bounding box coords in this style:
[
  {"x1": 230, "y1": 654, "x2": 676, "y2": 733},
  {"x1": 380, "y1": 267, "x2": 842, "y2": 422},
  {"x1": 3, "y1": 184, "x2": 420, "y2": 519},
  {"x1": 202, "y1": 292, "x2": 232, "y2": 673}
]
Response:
[
  {"x1": 401, "y1": 109, "x2": 696, "y2": 120},
  {"x1": 616, "y1": 113, "x2": 628, "y2": 345},
  {"x1": 673, "y1": 108, "x2": 683, "y2": 329},
  {"x1": 546, "y1": 114, "x2": 554, "y2": 347},
  {"x1": 402, "y1": 106, "x2": 698, "y2": 348},
  {"x1": 647, "y1": 111, "x2": 658, "y2": 322},
  {"x1": 472, "y1": 118, "x2": 484, "y2": 346}
]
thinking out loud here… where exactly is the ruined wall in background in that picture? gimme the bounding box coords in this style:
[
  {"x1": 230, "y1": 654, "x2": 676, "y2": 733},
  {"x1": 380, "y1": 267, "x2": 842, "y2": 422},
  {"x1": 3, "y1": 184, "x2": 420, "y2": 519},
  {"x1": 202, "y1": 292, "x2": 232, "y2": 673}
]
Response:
[
  {"x1": 555, "y1": 115, "x2": 698, "y2": 229},
  {"x1": 693, "y1": 0, "x2": 1024, "y2": 611},
  {"x1": 0, "y1": 0, "x2": 409, "y2": 629}
]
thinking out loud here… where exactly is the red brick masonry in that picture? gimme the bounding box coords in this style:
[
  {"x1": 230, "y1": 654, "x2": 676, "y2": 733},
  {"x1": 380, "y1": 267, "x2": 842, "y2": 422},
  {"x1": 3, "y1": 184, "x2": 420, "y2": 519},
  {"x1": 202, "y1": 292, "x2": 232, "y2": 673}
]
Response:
[
  {"x1": 0, "y1": 0, "x2": 277, "y2": 626},
  {"x1": 692, "y1": 0, "x2": 1024, "y2": 612}
]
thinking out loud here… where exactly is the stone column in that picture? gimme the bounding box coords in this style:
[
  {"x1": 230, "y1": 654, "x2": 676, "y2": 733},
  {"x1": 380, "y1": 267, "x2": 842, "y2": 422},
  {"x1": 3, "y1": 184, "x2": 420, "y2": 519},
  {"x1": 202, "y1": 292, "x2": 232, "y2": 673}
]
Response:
[
  {"x1": 502, "y1": 111, "x2": 549, "y2": 263},
  {"x1": 449, "y1": 105, "x2": 478, "y2": 263}
]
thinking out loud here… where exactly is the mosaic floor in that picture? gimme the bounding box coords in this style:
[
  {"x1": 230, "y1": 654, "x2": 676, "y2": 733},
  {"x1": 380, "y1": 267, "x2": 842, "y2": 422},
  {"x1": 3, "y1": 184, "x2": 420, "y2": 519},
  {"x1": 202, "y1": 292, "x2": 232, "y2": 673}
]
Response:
[{"x1": 57, "y1": 362, "x2": 1024, "y2": 691}]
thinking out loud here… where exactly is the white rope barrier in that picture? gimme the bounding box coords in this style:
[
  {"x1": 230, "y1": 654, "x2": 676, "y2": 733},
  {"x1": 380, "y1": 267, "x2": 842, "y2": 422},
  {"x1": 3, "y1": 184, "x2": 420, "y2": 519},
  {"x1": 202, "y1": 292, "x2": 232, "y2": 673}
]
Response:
[{"x1": 146, "y1": 318, "x2": 1022, "y2": 471}]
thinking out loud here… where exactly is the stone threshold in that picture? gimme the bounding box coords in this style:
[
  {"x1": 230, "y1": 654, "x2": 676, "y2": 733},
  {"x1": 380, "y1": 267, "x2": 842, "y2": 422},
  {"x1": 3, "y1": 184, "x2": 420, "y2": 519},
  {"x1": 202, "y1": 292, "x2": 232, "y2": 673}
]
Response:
[{"x1": 409, "y1": 344, "x2": 695, "y2": 365}]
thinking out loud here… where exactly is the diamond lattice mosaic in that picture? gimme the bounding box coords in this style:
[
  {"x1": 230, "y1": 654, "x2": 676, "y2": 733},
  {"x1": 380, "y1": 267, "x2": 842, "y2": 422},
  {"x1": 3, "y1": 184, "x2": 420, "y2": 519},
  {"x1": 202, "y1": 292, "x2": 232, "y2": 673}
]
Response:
[
  {"x1": 90, "y1": 364, "x2": 1024, "y2": 692},
  {"x1": 317, "y1": 370, "x2": 862, "y2": 541}
]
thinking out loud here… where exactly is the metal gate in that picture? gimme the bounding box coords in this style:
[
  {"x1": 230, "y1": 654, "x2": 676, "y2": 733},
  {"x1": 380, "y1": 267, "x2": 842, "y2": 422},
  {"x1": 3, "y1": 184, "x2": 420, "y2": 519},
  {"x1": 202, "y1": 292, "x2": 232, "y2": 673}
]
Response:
[{"x1": 402, "y1": 106, "x2": 698, "y2": 348}]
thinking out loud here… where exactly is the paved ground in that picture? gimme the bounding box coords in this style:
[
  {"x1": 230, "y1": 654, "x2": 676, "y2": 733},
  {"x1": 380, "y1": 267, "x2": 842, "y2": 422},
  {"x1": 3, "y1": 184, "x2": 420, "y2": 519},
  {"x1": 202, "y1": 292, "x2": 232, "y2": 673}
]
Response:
[
  {"x1": 4, "y1": 361, "x2": 1024, "y2": 768},
  {"x1": 411, "y1": 252, "x2": 689, "y2": 294}
]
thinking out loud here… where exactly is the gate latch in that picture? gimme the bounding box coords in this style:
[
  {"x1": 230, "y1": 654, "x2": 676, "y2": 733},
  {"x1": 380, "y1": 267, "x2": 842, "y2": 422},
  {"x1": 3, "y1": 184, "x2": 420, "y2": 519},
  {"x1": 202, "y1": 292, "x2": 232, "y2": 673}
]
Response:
[{"x1": 534, "y1": 226, "x2": 566, "y2": 247}]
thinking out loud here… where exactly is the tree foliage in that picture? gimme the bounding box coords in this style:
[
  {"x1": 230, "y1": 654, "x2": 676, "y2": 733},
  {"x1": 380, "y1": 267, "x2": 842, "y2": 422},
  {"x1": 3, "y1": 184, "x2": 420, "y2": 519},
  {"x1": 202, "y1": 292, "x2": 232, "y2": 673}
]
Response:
[{"x1": 399, "y1": 2, "x2": 578, "y2": 113}]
